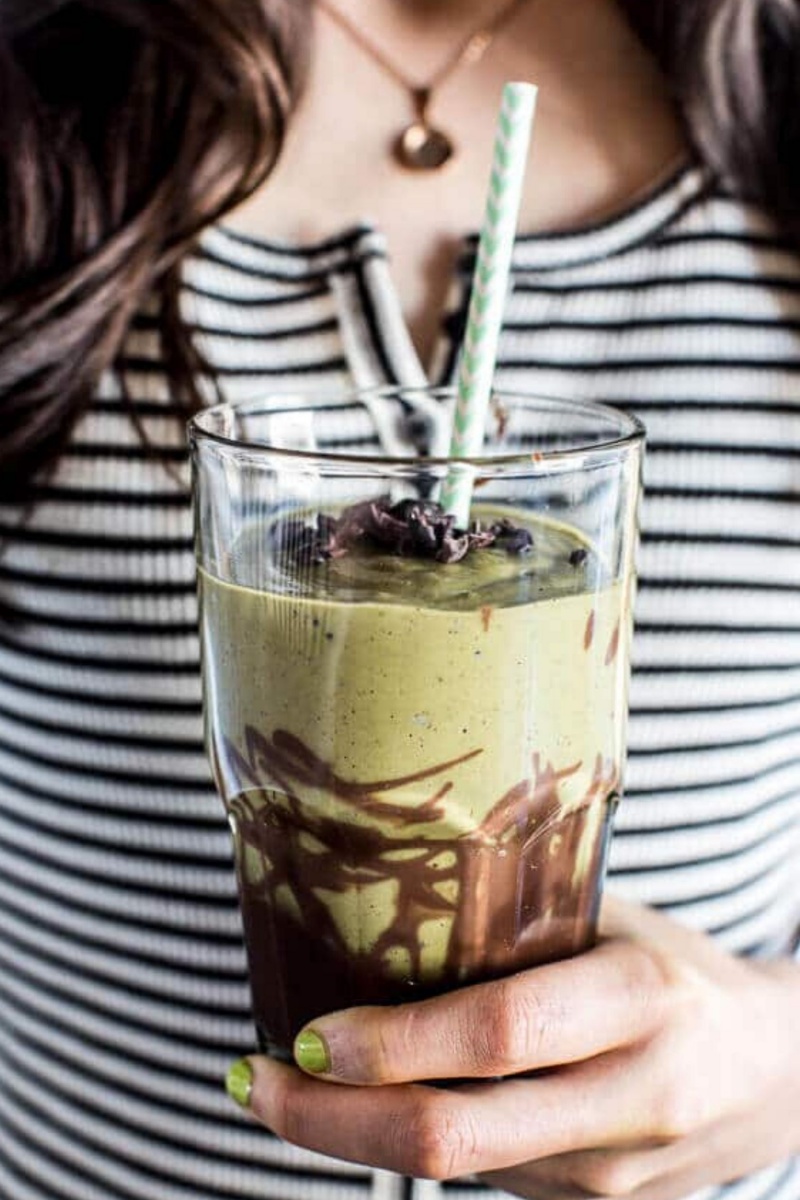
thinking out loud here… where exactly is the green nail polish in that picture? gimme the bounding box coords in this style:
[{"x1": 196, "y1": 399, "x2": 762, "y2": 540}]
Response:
[
  {"x1": 293, "y1": 1028, "x2": 331, "y2": 1074},
  {"x1": 225, "y1": 1058, "x2": 254, "y2": 1108}
]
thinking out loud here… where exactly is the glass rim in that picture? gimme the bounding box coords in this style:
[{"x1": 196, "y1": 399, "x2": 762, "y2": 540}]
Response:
[{"x1": 187, "y1": 387, "x2": 646, "y2": 470}]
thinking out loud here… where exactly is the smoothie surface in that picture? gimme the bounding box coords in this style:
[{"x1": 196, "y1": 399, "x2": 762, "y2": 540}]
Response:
[{"x1": 225, "y1": 504, "x2": 604, "y2": 609}]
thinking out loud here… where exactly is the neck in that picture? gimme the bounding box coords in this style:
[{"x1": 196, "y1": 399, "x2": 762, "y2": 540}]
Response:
[
  {"x1": 322, "y1": 0, "x2": 529, "y2": 36},
  {"x1": 231, "y1": 0, "x2": 686, "y2": 364},
  {"x1": 386, "y1": 0, "x2": 510, "y2": 15},
  {"x1": 317, "y1": 0, "x2": 531, "y2": 82}
]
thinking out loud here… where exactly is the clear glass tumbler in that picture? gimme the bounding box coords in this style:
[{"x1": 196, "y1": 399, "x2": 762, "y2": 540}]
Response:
[{"x1": 189, "y1": 388, "x2": 644, "y2": 1059}]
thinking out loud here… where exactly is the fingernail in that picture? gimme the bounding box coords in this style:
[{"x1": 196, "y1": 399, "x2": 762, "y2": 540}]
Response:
[
  {"x1": 225, "y1": 1058, "x2": 254, "y2": 1108},
  {"x1": 293, "y1": 1027, "x2": 331, "y2": 1074}
]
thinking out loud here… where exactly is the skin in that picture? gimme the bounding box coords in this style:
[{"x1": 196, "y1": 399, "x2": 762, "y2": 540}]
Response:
[
  {"x1": 227, "y1": 1, "x2": 800, "y2": 1191},
  {"x1": 228, "y1": 0, "x2": 686, "y2": 366}
]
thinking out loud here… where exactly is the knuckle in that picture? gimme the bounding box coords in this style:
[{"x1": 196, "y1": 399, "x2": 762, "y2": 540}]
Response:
[
  {"x1": 475, "y1": 978, "x2": 550, "y2": 1074},
  {"x1": 401, "y1": 1096, "x2": 480, "y2": 1180},
  {"x1": 605, "y1": 938, "x2": 700, "y2": 1044},
  {"x1": 357, "y1": 1004, "x2": 424, "y2": 1083},
  {"x1": 650, "y1": 1068, "x2": 700, "y2": 1142},
  {"x1": 619, "y1": 939, "x2": 664, "y2": 995},
  {"x1": 616, "y1": 941, "x2": 675, "y2": 1021},
  {"x1": 266, "y1": 1073, "x2": 309, "y2": 1147},
  {"x1": 575, "y1": 1155, "x2": 646, "y2": 1198},
  {"x1": 374, "y1": 1008, "x2": 416, "y2": 1082},
  {"x1": 622, "y1": 939, "x2": 705, "y2": 1025}
]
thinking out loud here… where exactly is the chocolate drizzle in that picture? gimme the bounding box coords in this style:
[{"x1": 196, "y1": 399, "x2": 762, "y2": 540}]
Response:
[
  {"x1": 270, "y1": 498, "x2": 534, "y2": 567},
  {"x1": 221, "y1": 725, "x2": 618, "y2": 1055}
]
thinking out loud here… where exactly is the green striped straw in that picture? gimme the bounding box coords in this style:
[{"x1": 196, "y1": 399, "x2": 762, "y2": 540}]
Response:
[{"x1": 440, "y1": 81, "x2": 538, "y2": 526}]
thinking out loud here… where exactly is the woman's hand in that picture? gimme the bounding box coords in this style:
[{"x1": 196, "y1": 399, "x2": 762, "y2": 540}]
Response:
[{"x1": 230, "y1": 896, "x2": 800, "y2": 1198}]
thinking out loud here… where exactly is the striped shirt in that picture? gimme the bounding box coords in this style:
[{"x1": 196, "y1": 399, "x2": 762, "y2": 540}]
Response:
[{"x1": 0, "y1": 163, "x2": 798, "y2": 1200}]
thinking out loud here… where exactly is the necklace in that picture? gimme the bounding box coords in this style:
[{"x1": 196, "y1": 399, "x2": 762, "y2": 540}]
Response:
[{"x1": 316, "y1": 0, "x2": 530, "y2": 170}]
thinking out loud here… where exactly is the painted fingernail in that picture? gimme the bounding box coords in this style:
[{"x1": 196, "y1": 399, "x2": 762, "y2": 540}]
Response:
[
  {"x1": 293, "y1": 1027, "x2": 331, "y2": 1074},
  {"x1": 225, "y1": 1058, "x2": 254, "y2": 1108}
]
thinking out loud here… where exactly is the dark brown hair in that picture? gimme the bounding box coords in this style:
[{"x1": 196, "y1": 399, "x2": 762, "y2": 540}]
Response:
[
  {"x1": 0, "y1": 0, "x2": 310, "y2": 497},
  {"x1": 2, "y1": 0, "x2": 800, "y2": 496},
  {"x1": 621, "y1": 0, "x2": 800, "y2": 231}
]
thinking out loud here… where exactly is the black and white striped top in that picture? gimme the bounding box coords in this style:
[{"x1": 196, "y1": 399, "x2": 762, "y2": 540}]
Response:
[{"x1": 1, "y1": 163, "x2": 798, "y2": 1200}]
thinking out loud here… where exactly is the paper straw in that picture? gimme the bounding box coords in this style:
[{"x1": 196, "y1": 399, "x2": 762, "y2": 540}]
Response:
[{"x1": 440, "y1": 81, "x2": 538, "y2": 526}]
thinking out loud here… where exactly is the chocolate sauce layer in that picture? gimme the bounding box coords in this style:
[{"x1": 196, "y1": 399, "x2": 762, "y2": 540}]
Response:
[{"x1": 224, "y1": 729, "x2": 617, "y2": 1055}]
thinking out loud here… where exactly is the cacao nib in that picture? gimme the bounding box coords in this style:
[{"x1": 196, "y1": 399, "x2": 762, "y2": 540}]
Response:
[
  {"x1": 272, "y1": 498, "x2": 536, "y2": 566},
  {"x1": 269, "y1": 517, "x2": 332, "y2": 565},
  {"x1": 491, "y1": 518, "x2": 534, "y2": 555},
  {"x1": 436, "y1": 530, "x2": 470, "y2": 563}
]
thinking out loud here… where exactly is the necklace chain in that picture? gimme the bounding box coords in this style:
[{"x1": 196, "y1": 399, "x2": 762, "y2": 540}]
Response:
[
  {"x1": 317, "y1": 0, "x2": 527, "y2": 96},
  {"x1": 316, "y1": 0, "x2": 530, "y2": 169}
]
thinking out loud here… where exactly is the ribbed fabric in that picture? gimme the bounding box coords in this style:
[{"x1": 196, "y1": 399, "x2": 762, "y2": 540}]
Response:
[{"x1": 0, "y1": 163, "x2": 798, "y2": 1200}]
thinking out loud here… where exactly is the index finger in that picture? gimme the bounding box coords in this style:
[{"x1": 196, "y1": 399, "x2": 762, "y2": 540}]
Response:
[{"x1": 293, "y1": 937, "x2": 669, "y2": 1084}]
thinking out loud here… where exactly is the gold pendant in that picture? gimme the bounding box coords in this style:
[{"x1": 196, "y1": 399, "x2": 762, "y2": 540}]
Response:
[
  {"x1": 394, "y1": 87, "x2": 455, "y2": 171},
  {"x1": 395, "y1": 122, "x2": 454, "y2": 170}
]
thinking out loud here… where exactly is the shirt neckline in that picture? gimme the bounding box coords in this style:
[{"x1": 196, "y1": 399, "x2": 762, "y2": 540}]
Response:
[{"x1": 205, "y1": 159, "x2": 710, "y2": 278}]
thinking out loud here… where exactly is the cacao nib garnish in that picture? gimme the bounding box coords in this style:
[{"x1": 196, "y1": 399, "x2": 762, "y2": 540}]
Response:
[
  {"x1": 491, "y1": 518, "x2": 534, "y2": 556},
  {"x1": 316, "y1": 514, "x2": 338, "y2": 542},
  {"x1": 330, "y1": 500, "x2": 408, "y2": 555},
  {"x1": 269, "y1": 517, "x2": 333, "y2": 565},
  {"x1": 390, "y1": 499, "x2": 444, "y2": 556},
  {"x1": 436, "y1": 529, "x2": 470, "y2": 564},
  {"x1": 505, "y1": 529, "x2": 534, "y2": 554},
  {"x1": 272, "y1": 498, "x2": 537, "y2": 566},
  {"x1": 467, "y1": 527, "x2": 499, "y2": 552},
  {"x1": 389, "y1": 499, "x2": 441, "y2": 522}
]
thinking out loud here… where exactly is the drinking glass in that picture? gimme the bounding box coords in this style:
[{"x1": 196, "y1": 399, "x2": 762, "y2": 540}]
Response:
[{"x1": 189, "y1": 388, "x2": 644, "y2": 1059}]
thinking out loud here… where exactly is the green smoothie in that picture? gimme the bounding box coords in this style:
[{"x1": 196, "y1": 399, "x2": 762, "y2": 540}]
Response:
[{"x1": 199, "y1": 503, "x2": 630, "y2": 1057}]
